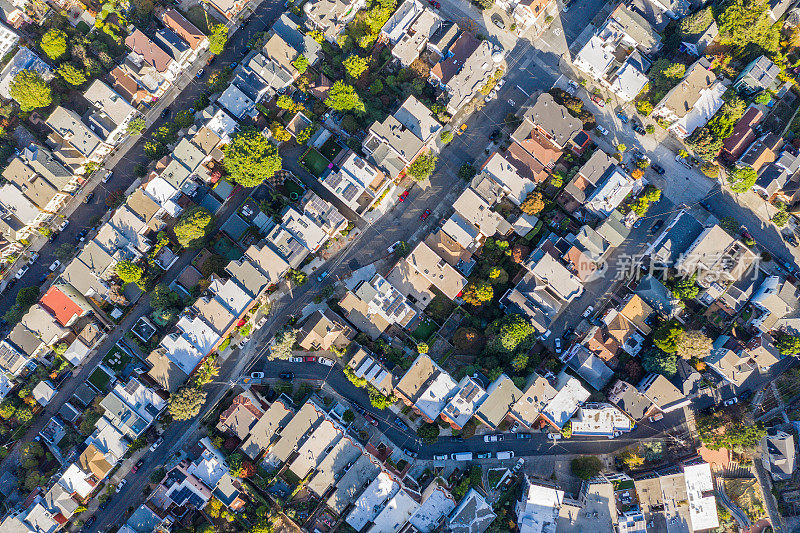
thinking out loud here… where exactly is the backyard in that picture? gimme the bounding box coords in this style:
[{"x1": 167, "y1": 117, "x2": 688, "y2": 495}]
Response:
[
  {"x1": 299, "y1": 148, "x2": 330, "y2": 178},
  {"x1": 101, "y1": 344, "x2": 132, "y2": 373},
  {"x1": 88, "y1": 367, "x2": 113, "y2": 391},
  {"x1": 319, "y1": 137, "x2": 343, "y2": 162}
]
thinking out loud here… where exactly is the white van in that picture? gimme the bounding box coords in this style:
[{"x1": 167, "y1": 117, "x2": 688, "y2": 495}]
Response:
[
  {"x1": 451, "y1": 452, "x2": 474, "y2": 461},
  {"x1": 496, "y1": 451, "x2": 515, "y2": 460}
]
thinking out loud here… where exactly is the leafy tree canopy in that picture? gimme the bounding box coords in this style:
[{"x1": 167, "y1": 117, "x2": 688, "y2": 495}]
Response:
[
  {"x1": 292, "y1": 54, "x2": 308, "y2": 73},
  {"x1": 343, "y1": 54, "x2": 369, "y2": 79},
  {"x1": 642, "y1": 348, "x2": 678, "y2": 377},
  {"x1": 41, "y1": 29, "x2": 68, "y2": 60},
  {"x1": 679, "y1": 7, "x2": 714, "y2": 35},
  {"x1": 777, "y1": 334, "x2": 800, "y2": 356},
  {"x1": 168, "y1": 387, "x2": 207, "y2": 421},
  {"x1": 571, "y1": 456, "x2": 603, "y2": 480},
  {"x1": 10, "y1": 70, "x2": 52, "y2": 112},
  {"x1": 408, "y1": 152, "x2": 437, "y2": 181},
  {"x1": 325, "y1": 81, "x2": 365, "y2": 113},
  {"x1": 462, "y1": 280, "x2": 493, "y2": 306},
  {"x1": 670, "y1": 275, "x2": 699, "y2": 301},
  {"x1": 727, "y1": 166, "x2": 757, "y2": 193},
  {"x1": 652, "y1": 320, "x2": 683, "y2": 353},
  {"x1": 223, "y1": 128, "x2": 282, "y2": 187},
  {"x1": 520, "y1": 191, "x2": 545, "y2": 215},
  {"x1": 209, "y1": 24, "x2": 229, "y2": 55},
  {"x1": 490, "y1": 314, "x2": 537, "y2": 355},
  {"x1": 174, "y1": 206, "x2": 215, "y2": 248},
  {"x1": 417, "y1": 422, "x2": 440, "y2": 443},
  {"x1": 115, "y1": 260, "x2": 143, "y2": 284},
  {"x1": 717, "y1": 0, "x2": 778, "y2": 50},
  {"x1": 57, "y1": 63, "x2": 87, "y2": 87},
  {"x1": 676, "y1": 330, "x2": 713, "y2": 360}
]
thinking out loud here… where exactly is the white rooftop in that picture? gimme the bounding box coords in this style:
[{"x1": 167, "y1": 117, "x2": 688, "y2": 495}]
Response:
[
  {"x1": 570, "y1": 403, "x2": 632, "y2": 437},
  {"x1": 482, "y1": 152, "x2": 535, "y2": 205},
  {"x1": 409, "y1": 486, "x2": 457, "y2": 533},
  {"x1": 187, "y1": 449, "x2": 228, "y2": 489},
  {"x1": 415, "y1": 371, "x2": 458, "y2": 422},
  {"x1": 368, "y1": 489, "x2": 421, "y2": 533},
  {"x1": 59, "y1": 464, "x2": 94, "y2": 499},
  {"x1": 346, "y1": 472, "x2": 401, "y2": 531},
  {"x1": 683, "y1": 463, "x2": 720, "y2": 531},
  {"x1": 541, "y1": 375, "x2": 590, "y2": 429},
  {"x1": 516, "y1": 480, "x2": 563, "y2": 533}
]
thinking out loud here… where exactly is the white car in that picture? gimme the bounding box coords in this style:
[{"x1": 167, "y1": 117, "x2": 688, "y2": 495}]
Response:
[
  {"x1": 15, "y1": 265, "x2": 28, "y2": 279},
  {"x1": 548, "y1": 433, "x2": 562, "y2": 442},
  {"x1": 539, "y1": 329, "x2": 552, "y2": 341},
  {"x1": 648, "y1": 413, "x2": 664, "y2": 422},
  {"x1": 554, "y1": 338, "x2": 562, "y2": 354},
  {"x1": 723, "y1": 398, "x2": 739, "y2": 406},
  {"x1": 149, "y1": 437, "x2": 163, "y2": 452},
  {"x1": 255, "y1": 315, "x2": 268, "y2": 329},
  {"x1": 58, "y1": 219, "x2": 69, "y2": 232},
  {"x1": 28, "y1": 253, "x2": 38, "y2": 264},
  {"x1": 433, "y1": 454, "x2": 449, "y2": 461},
  {"x1": 582, "y1": 306, "x2": 594, "y2": 318},
  {"x1": 116, "y1": 479, "x2": 127, "y2": 492},
  {"x1": 250, "y1": 372, "x2": 265, "y2": 379},
  {"x1": 288, "y1": 356, "x2": 304, "y2": 363},
  {"x1": 483, "y1": 434, "x2": 501, "y2": 443},
  {"x1": 49, "y1": 260, "x2": 61, "y2": 272},
  {"x1": 101, "y1": 169, "x2": 113, "y2": 183},
  {"x1": 596, "y1": 125, "x2": 609, "y2": 136},
  {"x1": 387, "y1": 241, "x2": 402, "y2": 254},
  {"x1": 319, "y1": 357, "x2": 335, "y2": 367}
]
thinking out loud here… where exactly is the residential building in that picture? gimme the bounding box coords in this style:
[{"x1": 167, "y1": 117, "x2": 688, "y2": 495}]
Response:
[
  {"x1": 0, "y1": 46, "x2": 53, "y2": 99},
  {"x1": 427, "y1": 21, "x2": 459, "y2": 59},
  {"x1": 473, "y1": 374, "x2": 522, "y2": 429},
  {"x1": 509, "y1": 373, "x2": 558, "y2": 430},
  {"x1": 753, "y1": 149, "x2": 800, "y2": 202},
  {"x1": 125, "y1": 29, "x2": 176, "y2": 83},
  {"x1": 0, "y1": 20, "x2": 17, "y2": 58},
  {"x1": 734, "y1": 55, "x2": 780, "y2": 95},
  {"x1": 408, "y1": 483, "x2": 457, "y2": 533},
  {"x1": 500, "y1": 249, "x2": 584, "y2": 334},
  {"x1": 267, "y1": 401, "x2": 325, "y2": 464},
  {"x1": 363, "y1": 96, "x2": 442, "y2": 179},
  {"x1": 560, "y1": 149, "x2": 633, "y2": 217},
  {"x1": 271, "y1": 13, "x2": 322, "y2": 65},
  {"x1": 707, "y1": 333, "x2": 781, "y2": 387},
  {"x1": 321, "y1": 151, "x2": 391, "y2": 215},
  {"x1": 480, "y1": 151, "x2": 536, "y2": 206},
  {"x1": 346, "y1": 347, "x2": 395, "y2": 396},
  {"x1": 394, "y1": 354, "x2": 450, "y2": 421},
  {"x1": 84, "y1": 80, "x2": 138, "y2": 146},
  {"x1": 371, "y1": 489, "x2": 421, "y2": 533},
  {"x1": 3, "y1": 157, "x2": 70, "y2": 214},
  {"x1": 21, "y1": 304, "x2": 70, "y2": 347},
  {"x1": 326, "y1": 453, "x2": 382, "y2": 513},
  {"x1": 651, "y1": 57, "x2": 727, "y2": 138},
  {"x1": 539, "y1": 372, "x2": 590, "y2": 429},
  {"x1": 638, "y1": 373, "x2": 691, "y2": 414},
  {"x1": 414, "y1": 368, "x2": 458, "y2": 423},
  {"x1": 45, "y1": 106, "x2": 108, "y2": 174},
  {"x1": 160, "y1": 9, "x2": 208, "y2": 56},
  {"x1": 573, "y1": 5, "x2": 659, "y2": 101},
  {"x1": 0, "y1": 325, "x2": 41, "y2": 375},
  {"x1": 507, "y1": 117, "x2": 563, "y2": 183},
  {"x1": 302, "y1": 0, "x2": 366, "y2": 42},
  {"x1": 448, "y1": 488, "x2": 496, "y2": 533},
  {"x1": 392, "y1": 8, "x2": 441, "y2": 67},
  {"x1": 721, "y1": 105, "x2": 763, "y2": 162},
  {"x1": 287, "y1": 418, "x2": 343, "y2": 479},
  {"x1": 0, "y1": 181, "x2": 48, "y2": 238},
  {"x1": 452, "y1": 186, "x2": 511, "y2": 237},
  {"x1": 570, "y1": 402, "x2": 632, "y2": 438},
  {"x1": 515, "y1": 477, "x2": 563, "y2": 533},
  {"x1": 680, "y1": 18, "x2": 718, "y2": 56},
  {"x1": 564, "y1": 344, "x2": 614, "y2": 390},
  {"x1": 582, "y1": 307, "x2": 646, "y2": 362},
  {"x1": 513, "y1": 0, "x2": 557, "y2": 36},
  {"x1": 430, "y1": 33, "x2": 499, "y2": 114},
  {"x1": 38, "y1": 283, "x2": 92, "y2": 327},
  {"x1": 396, "y1": 241, "x2": 468, "y2": 301},
  {"x1": 296, "y1": 308, "x2": 354, "y2": 351},
  {"x1": 99, "y1": 378, "x2": 166, "y2": 438},
  {"x1": 674, "y1": 224, "x2": 757, "y2": 290},
  {"x1": 749, "y1": 276, "x2": 800, "y2": 332},
  {"x1": 207, "y1": 0, "x2": 248, "y2": 20},
  {"x1": 241, "y1": 398, "x2": 294, "y2": 460},
  {"x1": 633, "y1": 462, "x2": 719, "y2": 532},
  {"x1": 737, "y1": 132, "x2": 782, "y2": 172},
  {"x1": 216, "y1": 390, "x2": 267, "y2": 440},
  {"x1": 350, "y1": 273, "x2": 416, "y2": 330},
  {"x1": 762, "y1": 428, "x2": 796, "y2": 481},
  {"x1": 519, "y1": 93, "x2": 583, "y2": 151},
  {"x1": 381, "y1": 0, "x2": 424, "y2": 44},
  {"x1": 441, "y1": 377, "x2": 487, "y2": 430},
  {"x1": 345, "y1": 471, "x2": 401, "y2": 531},
  {"x1": 22, "y1": 143, "x2": 81, "y2": 193}
]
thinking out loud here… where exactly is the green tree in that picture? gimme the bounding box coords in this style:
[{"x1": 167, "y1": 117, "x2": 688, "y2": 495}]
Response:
[
  {"x1": 127, "y1": 117, "x2": 146, "y2": 135},
  {"x1": 642, "y1": 348, "x2": 678, "y2": 377},
  {"x1": 417, "y1": 422, "x2": 440, "y2": 443},
  {"x1": 343, "y1": 54, "x2": 369, "y2": 79},
  {"x1": 440, "y1": 129, "x2": 454, "y2": 144},
  {"x1": 343, "y1": 409, "x2": 355, "y2": 423},
  {"x1": 168, "y1": 387, "x2": 207, "y2": 421},
  {"x1": 727, "y1": 166, "x2": 757, "y2": 193},
  {"x1": 488, "y1": 266, "x2": 508, "y2": 285},
  {"x1": 571, "y1": 456, "x2": 603, "y2": 480},
  {"x1": 698, "y1": 410, "x2": 766, "y2": 451},
  {"x1": 115, "y1": 260, "x2": 143, "y2": 284},
  {"x1": 0, "y1": 403, "x2": 15, "y2": 420},
  {"x1": 292, "y1": 54, "x2": 308, "y2": 73},
  {"x1": 777, "y1": 334, "x2": 800, "y2": 355},
  {"x1": 209, "y1": 24, "x2": 229, "y2": 55},
  {"x1": 511, "y1": 353, "x2": 529, "y2": 372},
  {"x1": 276, "y1": 95, "x2": 296, "y2": 110},
  {"x1": 652, "y1": 321, "x2": 683, "y2": 353},
  {"x1": 10, "y1": 70, "x2": 52, "y2": 111},
  {"x1": 679, "y1": 6, "x2": 713, "y2": 35},
  {"x1": 670, "y1": 275, "x2": 699, "y2": 300},
  {"x1": 223, "y1": 128, "x2": 282, "y2": 187},
  {"x1": 57, "y1": 63, "x2": 87, "y2": 86},
  {"x1": 325, "y1": 81, "x2": 365, "y2": 113},
  {"x1": 459, "y1": 163, "x2": 476, "y2": 181},
  {"x1": 174, "y1": 206, "x2": 214, "y2": 248},
  {"x1": 462, "y1": 280, "x2": 493, "y2": 306},
  {"x1": 271, "y1": 329, "x2": 297, "y2": 359},
  {"x1": 635, "y1": 100, "x2": 653, "y2": 116},
  {"x1": 408, "y1": 152, "x2": 438, "y2": 181},
  {"x1": 490, "y1": 314, "x2": 537, "y2": 354},
  {"x1": 717, "y1": 0, "x2": 773, "y2": 48},
  {"x1": 40, "y1": 29, "x2": 68, "y2": 60},
  {"x1": 175, "y1": 110, "x2": 194, "y2": 129},
  {"x1": 417, "y1": 342, "x2": 429, "y2": 354},
  {"x1": 150, "y1": 284, "x2": 179, "y2": 310},
  {"x1": 520, "y1": 191, "x2": 545, "y2": 215},
  {"x1": 772, "y1": 210, "x2": 789, "y2": 227},
  {"x1": 286, "y1": 268, "x2": 307, "y2": 286}
]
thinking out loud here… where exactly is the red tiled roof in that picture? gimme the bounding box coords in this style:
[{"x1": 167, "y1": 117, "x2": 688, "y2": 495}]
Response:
[
  {"x1": 161, "y1": 9, "x2": 206, "y2": 50},
  {"x1": 125, "y1": 29, "x2": 173, "y2": 73},
  {"x1": 39, "y1": 286, "x2": 83, "y2": 327},
  {"x1": 722, "y1": 106, "x2": 763, "y2": 161},
  {"x1": 430, "y1": 32, "x2": 480, "y2": 84}
]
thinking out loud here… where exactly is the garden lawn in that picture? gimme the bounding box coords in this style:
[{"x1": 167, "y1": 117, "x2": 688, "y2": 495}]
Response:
[
  {"x1": 88, "y1": 367, "x2": 113, "y2": 391},
  {"x1": 299, "y1": 149, "x2": 330, "y2": 178},
  {"x1": 213, "y1": 235, "x2": 244, "y2": 260},
  {"x1": 412, "y1": 318, "x2": 437, "y2": 342},
  {"x1": 319, "y1": 137, "x2": 343, "y2": 161},
  {"x1": 101, "y1": 345, "x2": 131, "y2": 373},
  {"x1": 183, "y1": 5, "x2": 220, "y2": 33}
]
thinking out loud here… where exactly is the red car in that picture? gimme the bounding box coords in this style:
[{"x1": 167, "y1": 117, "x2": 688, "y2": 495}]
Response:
[
  {"x1": 398, "y1": 190, "x2": 410, "y2": 202},
  {"x1": 420, "y1": 209, "x2": 431, "y2": 220},
  {"x1": 364, "y1": 414, "x2": 379, "y2": 427},
  {"x1": 304, "y1": 356, "x2": 318, "y2": 363},
  {"x1": 131, "y1": 459, "x2": 144, "y2": 473},
  {"x1": 590, "y1": 94, "x2": 605, "y2": 107},
  {"x1": 428, "y1": 0, "x2": 440, "y2": 7}
]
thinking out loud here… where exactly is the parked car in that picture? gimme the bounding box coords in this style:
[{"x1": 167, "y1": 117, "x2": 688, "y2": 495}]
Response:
[
  {"x1": 279, "y1": 372, "x2": 294, "y2": 380},
  {"x1": 582, "y1": 306, "x2": 594, "y2": 318},
  {"x1": 149, "y1": 437, "x2": 163, "y2": 452},
  {"x1": 651, "y1": 163, "x2": 665, "y2": 175},
  {"x1": 554, "y1": 338, "x2": 562, "y2": 354},
  {"x1": 562, "y1": 327, "x2": 574, "y2": 339},
  {"x1": 649, "y1": 219, "x2": 665, "y2": 234},
  {"x1": 398, "y1": 190, "x2": 410, "y2": 202},
  {"x1": 648, "y1": 413, "x2": 664, "y2": 422},
  {"x1": 76, "y1": 229, "x2": 88, "y2": 242},
  {"x1": 364, "y1": 414, "x2": 379, "y2": 426},
  {"x1": 427, "y1": 0, "x2": 440, "y2": 7},
  {"x1": 433, "y1": 454, "x2": 448, "y2": 461},
  {"x1": 250, "y1": 372, "x2": 265, "y2": 379},
  {"x1": 404, "y1": 448, "x2": 419, "y2": 458},
  {"x1": 131, "y1": 459, "x2": 144, "y2": 473},
  {"x1": 616, "y1": 112, "x2": 629, "y2": 123},
  {"x1": 483, "y1": 434, "x2": 504, "y2": 442},
  {"x1": 304, "y1": 356, "x2": 318, "y2": 363},
  {"x1": 288, "y1": 356, "x2": 304, "y2": 363},
  {"x1": 784, "y1": 232, "x2": 799, "y2": 247},
  {"x1": 675, "y1": 155, "x2": 692, "y2": 169},
  {"x1": 49, "y1": 260, "x2": 61, "y2": 272},
  {"x1": 316, "y1": 271, "x2": 329, "y2": 282},
  {"x1": 196, "y1": 68, "x2": 205, "y2": 78},
  {"x1": 101, "y1": 169, "x2": 113, "y2": 182},
  {"x1": 420, "y1": 209, "x2": 431, "y2": 220},
  {"x1": 15, "y1": 265, "x2": 28, "y2": 279},
  {"x1": 723, "y1": 397, "x2": 739, "y2": 406},
  {"x1": 116, "y1": 479, "x2": 127, "y2": 492},
  {"x1": 161, "y1": 108, "x2": 171, "y2": 119},
  {"x1": 547, "y1": 433, "x2": 562, "y2": 442},
  {"x1": 539, "y1": 329, "x2": 551, "y2": 341},
  {"x1": 595, "y1": 125, "x2": 609, "y2": 136},
  {"x1": 387, "y1": 241, "x2": 403, "y2": 254},
  {"x1": 632, "y1": 122, "x2": 646, "y2": 135},
  {"x1": 58, "y1": 219, "x2": 70, "y2": 232},
  {"x1": 394, "y1": 417, "x2": 410, "y2": 431},
  {"x1": 590, "y1": 94, "x2": 605, "y2": 107},
  {"x1": 491, "y1": 15, "x2": 505, "y2": 29},
  {"x1": 83, "y1": 192, "x2": 94, "y2": 203},
  {"x1": 516, "y1": 433, "x2": 532, "y2": 440},
  {"x1": 476, "y1": 452, "x2": 492, "y2": 459}
]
